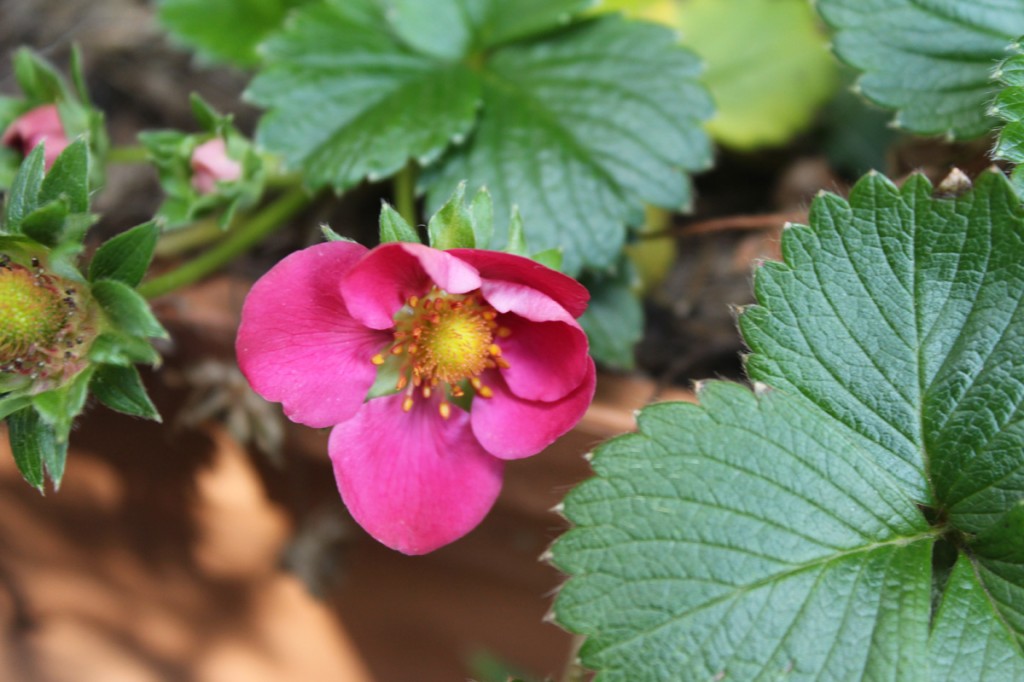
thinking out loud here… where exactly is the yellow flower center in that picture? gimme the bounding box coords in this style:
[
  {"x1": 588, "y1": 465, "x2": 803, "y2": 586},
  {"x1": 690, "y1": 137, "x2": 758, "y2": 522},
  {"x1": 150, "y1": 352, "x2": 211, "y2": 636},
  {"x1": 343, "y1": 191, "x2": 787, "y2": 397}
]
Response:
[
  {"x1": 371, "y1": 288, "x2": 511, "y2": 418},
  {"x1": 0, "y1": 262, "x2": 66, "y2": 362}
]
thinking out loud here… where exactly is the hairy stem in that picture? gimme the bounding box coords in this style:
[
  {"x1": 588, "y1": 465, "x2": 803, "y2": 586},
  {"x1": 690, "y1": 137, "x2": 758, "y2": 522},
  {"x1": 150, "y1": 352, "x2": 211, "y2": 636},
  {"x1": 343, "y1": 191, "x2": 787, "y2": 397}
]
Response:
[
  {"x1": 106, "y1": 145, "x2": 149, "y2": 164},
  {"x1": 138, "y1": 188, "x2": 312, "y2": 299}
]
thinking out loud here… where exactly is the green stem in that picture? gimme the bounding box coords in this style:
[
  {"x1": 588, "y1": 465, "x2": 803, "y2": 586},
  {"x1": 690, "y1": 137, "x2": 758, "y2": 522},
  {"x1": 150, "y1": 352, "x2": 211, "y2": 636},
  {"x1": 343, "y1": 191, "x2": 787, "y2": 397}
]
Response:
[
  {"x1": 153, "y1": 218, "x2": 223, "y2": 258},
  {"x1": 138, "y1": 188, "x2": 312, "y2": 300},
  {"x1": 394, "y1": 162, "x2": 418, "y2": 226},
  {"x1": 106, "y1": 145, "x2": 149, "y2": 164}
]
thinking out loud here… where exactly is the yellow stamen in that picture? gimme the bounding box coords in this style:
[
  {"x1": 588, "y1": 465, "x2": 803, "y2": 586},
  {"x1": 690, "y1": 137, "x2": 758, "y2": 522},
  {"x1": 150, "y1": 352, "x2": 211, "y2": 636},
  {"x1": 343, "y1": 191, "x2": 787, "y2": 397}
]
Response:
[
  {"x1": 439, "y1": 402, "x2": 451, "y2": 419},
  {"x1": 478, "y1": 385, "x2": 493, "y2": 398},
  {"x1": 371, "y1": 353, "x2": 385, "y2": 365},
  {"x1": 402, "y1": 396, "x2": 414, "y2": 412}
]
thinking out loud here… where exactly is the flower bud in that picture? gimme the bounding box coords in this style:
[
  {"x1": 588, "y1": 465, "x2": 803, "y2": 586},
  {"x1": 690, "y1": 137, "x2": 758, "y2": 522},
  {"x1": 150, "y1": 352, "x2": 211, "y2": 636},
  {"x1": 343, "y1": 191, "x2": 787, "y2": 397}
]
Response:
[
  {"x1": 190, "y1": 138, "x2": 242, "y2": 194},
  {"x1": 1, "y1": 104, "x2": 70, "y2": 170}
]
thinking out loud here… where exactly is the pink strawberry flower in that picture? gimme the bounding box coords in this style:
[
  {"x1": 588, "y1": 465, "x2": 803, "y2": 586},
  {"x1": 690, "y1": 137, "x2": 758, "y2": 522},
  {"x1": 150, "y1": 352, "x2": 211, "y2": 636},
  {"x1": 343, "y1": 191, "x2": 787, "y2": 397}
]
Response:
[
  {"x1": 190, "y1": 138, "x2": 242, "y2": 194},
  {"x1": 236, "y1": 241, "x2": 596, "y2": 554},
  {"x1": 1, "y1": 104, "x2": 70, "y2": 170}
]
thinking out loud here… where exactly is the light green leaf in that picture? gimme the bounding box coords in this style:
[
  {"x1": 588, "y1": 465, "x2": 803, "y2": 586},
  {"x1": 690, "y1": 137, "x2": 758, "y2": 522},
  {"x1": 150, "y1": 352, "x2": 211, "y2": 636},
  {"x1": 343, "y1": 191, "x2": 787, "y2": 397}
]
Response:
[
  {"x1": 816, "y1": 0, "x2": 1024, "y2": 138},
  {"x1": 677, "y1": 0, "x2": 838, "y2": 149},
  {"x1": 92, "y1": 279, "x2": 169, "y2": 339},
  {"x1": 426, "y1": 15, "x2": 712, "y2": 273},
  {"x1": 156, "y1": 0, "x2": 313, "y2": 67},
  {"x1": 553, "y1": 170, "x2": 1024, "y2": 678},
  {"x1": 6, "y1": 407, "x2": 64, "y2": 492},
  {"x1": 91, "y1": 365, "x2": 161, "y2": 421},
  {"x1": 89, "y1": 221, "x2": 159, "y2": 287},
  {"x1": 87, "y1": 331, "x2": 162, "y2": 367}
]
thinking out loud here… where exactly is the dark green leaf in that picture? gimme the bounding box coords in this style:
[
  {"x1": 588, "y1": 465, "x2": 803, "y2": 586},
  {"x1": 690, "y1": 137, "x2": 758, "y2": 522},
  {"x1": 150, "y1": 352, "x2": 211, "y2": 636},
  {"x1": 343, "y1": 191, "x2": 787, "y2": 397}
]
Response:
[
  {"x1": 91, "y1": 364, "x2": 160, "y2": 421},
  {"x1": 3, "y1": 144, "x2": 46, "y2": 232},
  {"x1": 379, "y1": 203, "x2": 422, "y2": 244},
  {"x1": 88, "y1": 222, "x2": 159, "y2": 287},
  {"x1": 554, "y1": 170, "x2": 1024, "y2": 678},
  {"x1": 157, "y1": 0, "x2": 313, "y2": 67},
  {"x1": 248, "y1": 0, "x2": 481, "y2": 191},
  {"x1": 92, "y1": 279, "x2": 169, "y2": 339},
  {"x1": 578, "y1": 264, "x2": 642, "y2": 370},
  {"x1": 427, "y1": 182, "x2": 474, "y2": 249},
  {"x1": 426, "y1": 16, "x2": 712, "y2": 273},
  {"x1": 39, "y1": 138, "x2": 89, "y2": 214},
  {"x1": 993, "y1": 46, "x2": 1024, "y2": 197},
  {"x1": 816, "y1": 0, "x2": 1024, "y2": 138}
]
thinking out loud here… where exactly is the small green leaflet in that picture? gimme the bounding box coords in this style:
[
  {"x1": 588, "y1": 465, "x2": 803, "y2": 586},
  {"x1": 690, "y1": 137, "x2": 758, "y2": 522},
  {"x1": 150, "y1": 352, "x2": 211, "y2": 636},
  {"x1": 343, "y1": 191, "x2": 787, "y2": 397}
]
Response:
[
  {"x1": 156, "y1": 0, "x2": 314, "y2": 67},
  {"x1": 993, "y1": 41, "x2": 1024, "y2": 198},
  {"x1": 816, "y1": 0, "x2": 1024, "y2": 139},
  {"x1": 247, "y1": 0, "x2": 711, "y2": 274},
  {"x1": 552, "y1": 171, "x2": 1024, "y2": 679}
]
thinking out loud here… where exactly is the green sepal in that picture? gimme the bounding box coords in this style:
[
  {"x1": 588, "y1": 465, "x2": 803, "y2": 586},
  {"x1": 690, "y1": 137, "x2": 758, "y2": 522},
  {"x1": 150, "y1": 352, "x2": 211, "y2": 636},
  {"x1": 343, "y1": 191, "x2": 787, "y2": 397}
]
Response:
[
  {"x1": 39, "y1": 138, "x2": 89, "y2": 214},
  {"x1": 320, "y1": 224, "x2": 357, "y2": 243},
  {"x1": 0, "y1": 395, "x2": 33, "y2": 422},
  {"x1": 31, "y1": 367, "x2": 94, "y2": 444},
  {"x1": 89, "y1": 221, "x2": 160, "y2": 287},
  {"x1": 532, "y1": 248, "x2": 563, "y2": 271},
  {"x1": 365, "y1": 356, "x2": 404, "y2": 400},
  {"x1": 6, "y1": 407, "x2": 66, "y2": 492},
  {"x1": 21, "y1": 199, "x2": 69, "y2": 246},
  {"x1": 92, "y1": 279, "x2": 169, "y2": 339},
  {"x1": 469, "y1": 187, "x2": 494, "y2": 250},
  {"x1": 90, "y1": 364, "x2": 161, "y2": 421},
  {"x1": 427, "y1": 182, "x2": 474, "y2": 250},
  {"x1": 13, "y1": 48, "x2": 70, "y2": 102},
  {"x1": 87, "y1": 331, "x2": 162, "y2": 367},
  {"x1": 3, "y1": 144, "x2": 46, "y2": 233},
  {"x1": 379, "y1": 202, "x2": 422, "y2": 244},
  {"x1": 505, "y1": 207, "x2": 528, "y2": 256}
]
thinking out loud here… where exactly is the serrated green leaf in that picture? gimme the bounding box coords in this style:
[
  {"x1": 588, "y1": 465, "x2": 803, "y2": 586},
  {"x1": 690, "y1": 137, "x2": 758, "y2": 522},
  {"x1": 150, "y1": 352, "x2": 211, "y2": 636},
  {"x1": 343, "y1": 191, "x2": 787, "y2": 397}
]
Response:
[
  {"x1": 578, "y1": 263, "x2": 642, "y2": 370},
  {"x1": 250, "y1": 1, "x2": 711, "y2": 275},
  {"x1": 91, "y1": 364, "x2": 160, "y2": 421},
  {"x1": 92, "y1": 279, "x2": 169, "y2": 339},
  {"x1": 31, "y1": 368, "x2": 93, "y2": 448},
  {"x1": 248, "y1": 0, "x2": 481, "y2": 190},
  {"x1": 817, "y1": 0, "x2": 1024, "y2": 138},
  {"x1": 89, "y1": 221, "x2": 159, "y2": 287},
  {"x1": 427, "y1": 182, "x2": 474, "y2": 249},
  {"x1": 676, "y1": 0, "x2": 838, "y2": 149},
  {"x1": 39, "y1": 138, "x2": 89, "y2": 214},
  {"x1": 992, "y1": 47, "x2": 1024, "y2": 197},
  {"x1": 379, "y1": 203, "x2": 422, "y2": 244},
  {"x1": 426, "y1": 15, "x2": 712, "y2": 273},
  {"x1": 3, "y1": 144, "x2": 46, "y2": 232},
  {"x1": 6, "y1": 407, "x2": 65, "y2": 491},
  {"x1": 553, "y1": 170, "x2": 1024, "y2": 678},
  {"x1": 157, "y1": 0, "x2": 313, "y2": 67}
]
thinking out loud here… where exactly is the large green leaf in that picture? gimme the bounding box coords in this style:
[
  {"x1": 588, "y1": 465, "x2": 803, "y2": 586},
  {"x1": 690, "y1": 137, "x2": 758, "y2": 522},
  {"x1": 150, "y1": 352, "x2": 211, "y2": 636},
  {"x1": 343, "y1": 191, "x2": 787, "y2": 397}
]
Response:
[
  {"x1": 816, "y1": 0, "x2": 1024, "y2": 138},
  {"x1": 248, "y1": 0, "x2": 711, "y2": 274},
  {"x1": 993, "y1": 42, "x2": 1024, "y2": 198},
  {"x1": 156, "y1": 0, "x2": 313, "y2": 67},
  {"x1": 552, "y1": 171, "x2": 1024, "y2": 679}
]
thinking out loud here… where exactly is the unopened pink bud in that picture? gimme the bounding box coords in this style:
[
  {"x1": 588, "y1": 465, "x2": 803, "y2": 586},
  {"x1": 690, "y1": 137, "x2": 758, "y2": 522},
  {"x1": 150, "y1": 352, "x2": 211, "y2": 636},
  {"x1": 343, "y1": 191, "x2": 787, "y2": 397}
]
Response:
[
  {"x1": 1, "y1": 104, "x2": 70, "y2": 170},
  {"x1": 190, "y1": 138, "x2": 242, "y2": 194}
]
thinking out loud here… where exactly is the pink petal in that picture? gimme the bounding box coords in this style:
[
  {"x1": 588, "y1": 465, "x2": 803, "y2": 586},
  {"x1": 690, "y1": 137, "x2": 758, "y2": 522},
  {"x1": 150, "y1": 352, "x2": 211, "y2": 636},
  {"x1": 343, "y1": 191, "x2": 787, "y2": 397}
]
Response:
[
  {"x1": 341, "y1": 243, "x2": 482, "y2": 330},
  {"x1": 191, "y1": 138, "x2": 242, "y2": 194},
  {"x1": 2, "y1": 104, "x2": 69, "y2": 171},
  {"x1": 329, "y1": 393, "x2": 504, "y2": 555},
  {"x1": 236, "y1": 241, "x2": 390, "y2": 428},
  {"x1": 448, "y1": 248, "x2": 589, "y2": 318},
  {"x1": 471, "y1": 358, "x2": 596, "y2": 460},
  {"x1": 498, "y1": 313, "x2": 589, "y2": 401}
]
